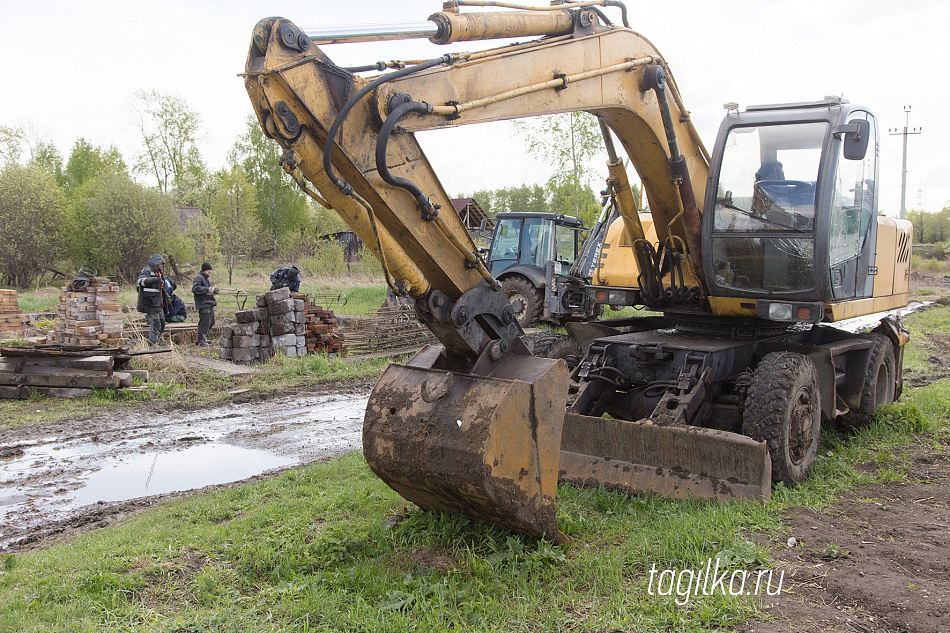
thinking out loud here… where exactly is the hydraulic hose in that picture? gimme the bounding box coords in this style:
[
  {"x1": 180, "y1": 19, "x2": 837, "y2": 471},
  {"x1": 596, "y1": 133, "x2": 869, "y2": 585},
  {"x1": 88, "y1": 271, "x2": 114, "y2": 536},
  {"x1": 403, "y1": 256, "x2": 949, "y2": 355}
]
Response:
[
  {"x1": 375, "y1": 100, "x2": 436, "y2": 211},
  {"x1": 322, "y1": 54, "x2": 455, "y2": 195}
]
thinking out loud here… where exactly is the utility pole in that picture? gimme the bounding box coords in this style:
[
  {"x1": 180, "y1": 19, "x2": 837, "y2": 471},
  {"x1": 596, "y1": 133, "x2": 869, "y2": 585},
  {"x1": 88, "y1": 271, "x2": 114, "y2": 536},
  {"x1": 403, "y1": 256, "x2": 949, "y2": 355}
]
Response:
[{"x1": 889, "y1": 105, "x2": 922, "y2": 220}]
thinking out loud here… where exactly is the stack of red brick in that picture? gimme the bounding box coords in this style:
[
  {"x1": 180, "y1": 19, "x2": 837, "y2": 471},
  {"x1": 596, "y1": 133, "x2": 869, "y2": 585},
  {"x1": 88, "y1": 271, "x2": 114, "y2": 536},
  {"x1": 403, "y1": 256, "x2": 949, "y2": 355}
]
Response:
[
  {"x1": 0, "y1": 290, "x2": 25, "y2": 334},
  {"x1": 50, "y1": 277, "x2": 123, "y2": 347},
  {"x1": 297, "y1": 293, "x2": 344, "y2": 354}
]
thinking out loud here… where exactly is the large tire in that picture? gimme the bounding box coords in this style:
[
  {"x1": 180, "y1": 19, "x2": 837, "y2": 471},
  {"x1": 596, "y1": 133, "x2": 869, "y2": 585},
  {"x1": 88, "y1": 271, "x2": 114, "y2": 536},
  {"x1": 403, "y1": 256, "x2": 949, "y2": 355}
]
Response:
[
  {"x1": 527, "y1": 332, "x2": 582, "y2": 369},
  {"x1": 839, "y1": 334, "x2": 896, "y2": 431},
  {"x1": 743, "y1": 352, "x2": 821, "y2": 486},
  {"x1": 502, "y1": 276, "x2": 543, "y2": 328}
]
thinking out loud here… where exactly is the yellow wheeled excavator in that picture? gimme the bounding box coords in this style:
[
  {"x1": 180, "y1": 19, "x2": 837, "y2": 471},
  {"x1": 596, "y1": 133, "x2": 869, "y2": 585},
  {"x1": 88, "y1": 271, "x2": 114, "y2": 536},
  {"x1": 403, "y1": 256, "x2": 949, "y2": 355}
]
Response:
[{"x1": 243, "y1": 1, "x2": 912, "y2": 544}]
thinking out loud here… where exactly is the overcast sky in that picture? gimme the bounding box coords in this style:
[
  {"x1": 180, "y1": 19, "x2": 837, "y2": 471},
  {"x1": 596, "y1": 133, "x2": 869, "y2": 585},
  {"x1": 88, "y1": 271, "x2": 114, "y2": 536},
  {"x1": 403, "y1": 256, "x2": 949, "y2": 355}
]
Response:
[{"x1": 2, "y1": 0, "x2": 948, "y2": 216}]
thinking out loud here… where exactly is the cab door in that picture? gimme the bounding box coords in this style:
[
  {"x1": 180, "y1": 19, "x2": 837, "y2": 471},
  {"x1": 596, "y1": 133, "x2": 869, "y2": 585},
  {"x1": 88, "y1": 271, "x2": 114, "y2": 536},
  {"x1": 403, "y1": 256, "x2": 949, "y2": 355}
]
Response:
[{"x1": 829, "y1": 112, "x2": 878, "y2": 300}]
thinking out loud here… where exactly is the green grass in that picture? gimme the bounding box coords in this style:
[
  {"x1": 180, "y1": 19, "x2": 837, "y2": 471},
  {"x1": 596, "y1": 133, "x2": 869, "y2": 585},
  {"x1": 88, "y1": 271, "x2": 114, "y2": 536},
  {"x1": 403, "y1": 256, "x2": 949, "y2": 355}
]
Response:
[
  {"x1": 15, "y1": 290, "x2": 59, "y2": 313},
  {"x1": 2, "y1": 288, "x2": 948, "y2": 631},
  {"x1": 2, "y1": 391, "x2": 946, "y2": 632}
]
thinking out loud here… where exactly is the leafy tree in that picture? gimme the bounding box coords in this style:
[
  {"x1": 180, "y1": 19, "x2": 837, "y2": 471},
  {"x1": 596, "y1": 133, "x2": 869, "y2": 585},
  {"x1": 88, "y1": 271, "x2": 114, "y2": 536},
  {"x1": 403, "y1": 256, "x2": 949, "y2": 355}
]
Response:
[
  {"x1": 209, "y1": 166, "x2": 260, "y2": 284},
  {"x1": 469, "y1": 184, "x2": 548, "y2": 216},
  {"x1": 132, "y1": 89, "x2": 204, "y2": 194},
  {"x1": 232, "y1": 115, "x2": 312, "y2": 257},
  {"x1": 548, "y1": 175, "x2": 602, "y2": 225},
  {"x1": 0, "y1": 164, "x2": 66, "y2": 287},
  {"x1": 67, "y1": 171, "x2": 186, "y2": 282},
  {"x1": 29, "y1": 140, "x2": 66, "y2": 188},
  {"x1": 185, "y1": 212, "x2": 220, "y2": 268},
  {"x1": 514, "y1": 110, "x2": 606, "y2": 213},
  {"x1": 65, "y1": 138, "x2": 127, "y2": 192}
]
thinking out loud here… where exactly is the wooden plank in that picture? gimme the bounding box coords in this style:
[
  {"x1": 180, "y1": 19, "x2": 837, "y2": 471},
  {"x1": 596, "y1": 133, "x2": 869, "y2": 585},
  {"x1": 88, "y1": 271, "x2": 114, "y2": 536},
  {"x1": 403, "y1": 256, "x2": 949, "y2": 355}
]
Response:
[
  {"x1": 0, "y1": 355, "x2": 114, "y2": 372},
  {"x1": 0, "y1": 385, "x2": 95, "y2": 398},
  {"x1": 0, "y1": 363, "x2": 116, "y2": 378},
  {"x1": 0, "y1": 371, "x2": 119, "y2": 389}
]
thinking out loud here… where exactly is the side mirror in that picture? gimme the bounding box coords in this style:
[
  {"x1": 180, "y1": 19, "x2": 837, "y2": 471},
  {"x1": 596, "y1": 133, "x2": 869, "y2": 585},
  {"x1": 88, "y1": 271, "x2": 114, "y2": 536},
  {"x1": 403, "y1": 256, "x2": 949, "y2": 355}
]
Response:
[
  {"x1": 479, "y1": 218, "x2": 488, "y2": 231},
  {"x1": 842, "y1": 119, "x2": 871, "y2": 161}
]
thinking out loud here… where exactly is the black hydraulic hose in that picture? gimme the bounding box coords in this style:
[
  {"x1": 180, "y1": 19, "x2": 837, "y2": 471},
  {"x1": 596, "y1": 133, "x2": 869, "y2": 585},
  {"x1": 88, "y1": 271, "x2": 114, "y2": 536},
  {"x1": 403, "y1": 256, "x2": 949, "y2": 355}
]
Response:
[
  {"x1": 590, "y1": 7, "x2": 612, "y2": 26},
  {"x1": 341, "y1": 61, "x2": 390, "y2": 73},
  {"x1": 603, "y1": 1, "x2": 630, "y2": 28},
  {"x1": 376, "y1": 100, "x2": 436, "y2": 211},
  {"x1": 323, "y1": 54, "x2": 454, "y2": 195}
]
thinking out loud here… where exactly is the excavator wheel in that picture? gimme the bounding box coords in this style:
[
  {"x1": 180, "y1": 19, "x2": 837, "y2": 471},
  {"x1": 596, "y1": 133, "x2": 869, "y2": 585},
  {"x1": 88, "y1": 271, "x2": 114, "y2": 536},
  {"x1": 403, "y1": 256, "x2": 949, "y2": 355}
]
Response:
[
  {"x1": 742, "y1": 351, "x2": 821, "y2": 486},
  {"x1": 502, "y1": 277, "x2": 543, "y2": 328},
  {"x1": 839, "y1": 334, "x2": 896, "y2": 431},
  {"x1": 528, "y1": 333, "x2": 582, "y2": 370}
]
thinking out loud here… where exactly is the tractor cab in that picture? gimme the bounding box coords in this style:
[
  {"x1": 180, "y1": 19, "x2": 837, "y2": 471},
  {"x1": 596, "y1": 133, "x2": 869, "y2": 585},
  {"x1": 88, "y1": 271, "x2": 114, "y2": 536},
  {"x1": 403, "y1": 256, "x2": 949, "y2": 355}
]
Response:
[{"x1": 487, "y1": 212, "x2": 586, "y2": 277}]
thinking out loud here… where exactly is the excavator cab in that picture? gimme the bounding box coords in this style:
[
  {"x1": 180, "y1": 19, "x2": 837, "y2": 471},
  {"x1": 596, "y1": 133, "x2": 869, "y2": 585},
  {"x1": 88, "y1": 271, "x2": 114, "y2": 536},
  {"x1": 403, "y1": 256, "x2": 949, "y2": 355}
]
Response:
[{"x1": 703, "y1": 100, "x2": 901, "y2": 318}]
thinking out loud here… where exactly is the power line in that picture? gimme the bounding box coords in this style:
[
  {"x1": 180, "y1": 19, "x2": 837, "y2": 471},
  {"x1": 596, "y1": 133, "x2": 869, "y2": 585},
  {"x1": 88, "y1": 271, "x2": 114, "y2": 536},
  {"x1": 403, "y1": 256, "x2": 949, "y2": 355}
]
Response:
[{"x1": 889, "y1": 105, "x2": 922, "y2": 220}]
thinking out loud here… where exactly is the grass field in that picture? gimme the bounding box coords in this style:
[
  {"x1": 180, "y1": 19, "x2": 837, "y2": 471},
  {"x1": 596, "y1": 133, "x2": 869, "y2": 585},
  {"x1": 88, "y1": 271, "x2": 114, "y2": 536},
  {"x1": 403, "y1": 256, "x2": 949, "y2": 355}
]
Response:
[{"x1": 1, "y1": 306, "x2": 948, "y2": 632}]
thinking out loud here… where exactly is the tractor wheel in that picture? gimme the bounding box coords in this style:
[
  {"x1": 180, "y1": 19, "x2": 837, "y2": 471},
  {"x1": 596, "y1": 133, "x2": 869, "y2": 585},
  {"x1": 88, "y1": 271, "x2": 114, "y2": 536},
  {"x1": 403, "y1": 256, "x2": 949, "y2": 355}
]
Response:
[
  {"x1": 742, "y1": 351, "x2": 821, "y2": 486},
  {"x1": 502, "y1": 277, "x2": 543, "y2": 328},
  {"x1": 527, "y1": 332, "x2": 582, "y2": 370},
  {"x1": 839, "y1": 334, "x2": 895, "y2": 431}
]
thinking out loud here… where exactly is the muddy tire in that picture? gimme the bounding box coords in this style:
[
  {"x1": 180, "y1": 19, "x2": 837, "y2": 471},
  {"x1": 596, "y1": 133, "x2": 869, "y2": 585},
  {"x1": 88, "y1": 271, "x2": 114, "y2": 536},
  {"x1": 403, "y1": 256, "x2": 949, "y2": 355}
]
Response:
[
  {"x1": 743, "y1": 351, "x2": 821, "y2": 486},
  {"x1": 840, "y1": 334, "x2": 895, "y2": 431},
  {"x1": 502, "y1": 276, "x2": 543, "y2": 328},
  {"x1": 527, "y1": 333, "x2": 582, "y2": 369}
]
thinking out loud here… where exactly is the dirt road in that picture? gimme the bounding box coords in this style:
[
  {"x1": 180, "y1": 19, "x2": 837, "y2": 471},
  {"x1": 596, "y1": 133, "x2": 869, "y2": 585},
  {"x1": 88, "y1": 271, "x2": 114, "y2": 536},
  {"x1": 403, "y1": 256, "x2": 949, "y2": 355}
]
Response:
[
  {"x1": 0, "y1": 379, "x2": 374, "y2": 552},
  {"x1": 744, "y1": 439, "x2": 950, "y2": 633}
]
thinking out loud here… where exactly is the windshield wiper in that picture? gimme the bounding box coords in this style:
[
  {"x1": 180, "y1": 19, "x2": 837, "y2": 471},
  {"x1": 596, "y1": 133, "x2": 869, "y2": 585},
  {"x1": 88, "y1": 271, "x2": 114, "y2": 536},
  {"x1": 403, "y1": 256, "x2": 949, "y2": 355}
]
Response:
[{"x1": 719, "y1": 202, "x2": 807, "y2": 233}]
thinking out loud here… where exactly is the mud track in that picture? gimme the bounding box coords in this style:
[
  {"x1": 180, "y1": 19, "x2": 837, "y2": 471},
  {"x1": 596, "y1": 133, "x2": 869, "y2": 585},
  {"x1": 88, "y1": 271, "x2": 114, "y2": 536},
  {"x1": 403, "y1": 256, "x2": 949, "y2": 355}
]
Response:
[
  {"x1": 743, "y1": 440, "x2": 950, "y2": 633},
  {"x1": 0, "y1": 378, "x2": 375, "y2": 553}
]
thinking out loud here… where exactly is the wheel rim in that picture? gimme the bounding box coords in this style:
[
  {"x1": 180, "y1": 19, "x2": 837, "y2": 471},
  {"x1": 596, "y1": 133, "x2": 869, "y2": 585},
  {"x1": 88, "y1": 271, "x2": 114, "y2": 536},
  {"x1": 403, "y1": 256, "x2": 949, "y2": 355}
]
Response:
[
  {"x1": 788, "y1": 386, "x2": 816, "y2": 465},
  {"x1": 874, "y1": 363, "x2": 890, "y2": 407},
  {"x1": 508, "y1": 293, "x2": 528, "y2": 320}
]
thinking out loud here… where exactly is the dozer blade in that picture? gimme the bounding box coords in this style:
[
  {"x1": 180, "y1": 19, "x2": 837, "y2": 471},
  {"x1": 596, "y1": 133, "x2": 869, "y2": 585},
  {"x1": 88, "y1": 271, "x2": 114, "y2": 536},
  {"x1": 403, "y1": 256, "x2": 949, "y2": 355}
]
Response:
[
  {"x1": 559, "y1": 413, "x2": 772, "y2": 501},
  {"x1": 364, "y1": 345, "x2": 570, "y2": 543}
]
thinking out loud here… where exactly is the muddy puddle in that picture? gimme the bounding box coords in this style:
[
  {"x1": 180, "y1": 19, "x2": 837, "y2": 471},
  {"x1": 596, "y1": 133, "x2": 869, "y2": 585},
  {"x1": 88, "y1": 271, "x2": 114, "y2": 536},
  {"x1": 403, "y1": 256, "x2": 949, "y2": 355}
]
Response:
[
  {"x1": 0, "y1": 391, "x2": 369, "y2": 549},
  {"x1": 833, "y1": 300, "x2": 930, "y2": 334}
]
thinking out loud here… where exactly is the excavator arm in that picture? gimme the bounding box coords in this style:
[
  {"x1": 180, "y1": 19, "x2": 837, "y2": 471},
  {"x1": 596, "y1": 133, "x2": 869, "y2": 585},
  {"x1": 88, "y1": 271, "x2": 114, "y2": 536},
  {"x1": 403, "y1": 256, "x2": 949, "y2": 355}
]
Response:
[{"x1": 243, "y1": 2, "x2": 761, "y2": 543}]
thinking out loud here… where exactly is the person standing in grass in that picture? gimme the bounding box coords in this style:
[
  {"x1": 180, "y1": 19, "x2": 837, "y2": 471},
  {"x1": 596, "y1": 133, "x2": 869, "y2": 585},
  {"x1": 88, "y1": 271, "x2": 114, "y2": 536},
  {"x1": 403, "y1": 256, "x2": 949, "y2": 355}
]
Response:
[
  {"x1": 192, "y1": 262, "x2": 219, "y2": 347},
  {"x1": 136, "y1": 254, "x2": 169, "y2": 347}
]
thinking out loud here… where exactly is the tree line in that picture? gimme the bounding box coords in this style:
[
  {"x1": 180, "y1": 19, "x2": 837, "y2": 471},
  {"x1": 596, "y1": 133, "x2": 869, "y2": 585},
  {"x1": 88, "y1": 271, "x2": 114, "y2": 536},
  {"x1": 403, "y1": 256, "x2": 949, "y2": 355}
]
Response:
[
  {"x1": 0, "y1": 91, "x2": 346, "y2": 288},
  {"x1": 911, "y1": 207, "x2": 950, "y2": 247},
  {"x1": 1, "y1": 98, "x2": 628, "y2": 289}
]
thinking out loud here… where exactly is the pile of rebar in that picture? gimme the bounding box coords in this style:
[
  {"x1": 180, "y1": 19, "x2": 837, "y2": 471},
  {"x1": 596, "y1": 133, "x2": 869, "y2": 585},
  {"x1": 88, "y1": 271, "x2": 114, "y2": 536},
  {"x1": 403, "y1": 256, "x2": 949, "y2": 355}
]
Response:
[{"x1": 341, "y1": 305, "x2": 436, "y2": 356}]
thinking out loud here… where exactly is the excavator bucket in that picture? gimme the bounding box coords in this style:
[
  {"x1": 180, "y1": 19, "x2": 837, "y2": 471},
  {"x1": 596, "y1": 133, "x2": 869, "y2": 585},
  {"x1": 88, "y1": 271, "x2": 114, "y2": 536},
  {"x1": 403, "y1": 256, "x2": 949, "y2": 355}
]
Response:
[
  {"x1": 364, "y1": 345, "x2": 571, "y2": 543},
  {"x1": 559, "y1": 413, "x2": 772, "y2": 501}
]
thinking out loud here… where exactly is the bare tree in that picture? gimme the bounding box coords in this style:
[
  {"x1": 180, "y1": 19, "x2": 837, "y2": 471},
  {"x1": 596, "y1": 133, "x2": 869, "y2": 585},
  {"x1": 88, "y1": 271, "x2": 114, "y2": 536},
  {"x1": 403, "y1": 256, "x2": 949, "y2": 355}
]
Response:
[{"x1": 131, "y1": 90, "x2": 204, "y2": 194}]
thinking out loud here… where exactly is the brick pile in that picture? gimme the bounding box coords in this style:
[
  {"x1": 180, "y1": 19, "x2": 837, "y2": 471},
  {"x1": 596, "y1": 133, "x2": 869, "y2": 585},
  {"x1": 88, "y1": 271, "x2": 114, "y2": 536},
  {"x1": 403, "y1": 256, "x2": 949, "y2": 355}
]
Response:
[
  {"x1": 301, "y1": 294, "x2": 344, "y2": 354},
  {"x1": 50, "y1": 277, "x2": 123, "y2": 347},
  {"x1": 219, "y1": 287, "x2": 343, "y2": 364},
  {"x1": 0, "y1": 290, "x2": 25, "y2": 334}
]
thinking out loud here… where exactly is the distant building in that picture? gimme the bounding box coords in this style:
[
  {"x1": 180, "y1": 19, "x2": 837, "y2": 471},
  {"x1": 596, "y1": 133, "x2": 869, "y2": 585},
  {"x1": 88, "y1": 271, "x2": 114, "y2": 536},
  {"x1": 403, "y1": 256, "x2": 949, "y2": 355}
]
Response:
[
  {"x1": 175, "y1": 206, "x2": 203, "y2": 232},
  {"x1": 451, "y1": 198, "x2": 494, "y2": 231},
  {"x1": 321, "y1": 231, "x2": 363, "y2": 263},
  {"x1": 317, "y1": 199, "x2": 492, "y2": 263}
]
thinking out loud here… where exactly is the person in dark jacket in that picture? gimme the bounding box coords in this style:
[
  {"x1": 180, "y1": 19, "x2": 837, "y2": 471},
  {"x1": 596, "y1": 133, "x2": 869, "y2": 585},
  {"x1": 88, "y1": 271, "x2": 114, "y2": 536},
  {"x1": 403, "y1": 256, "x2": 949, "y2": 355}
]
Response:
[
  {"x1": 191, "y1": 262, "x2": 218, "y2": 346},
  {"x1": 165, "y1": 294, "x2": 187, "y2": 322},
  {"x1": 270, "y1": 265, "x2": 301, "y2": 293},
  {"x1": 161, "y1": 277, "x2": 187, "y2": 322},
  {"x1": 137, "y1": 254, "x2": 169, "y2": 346}
]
